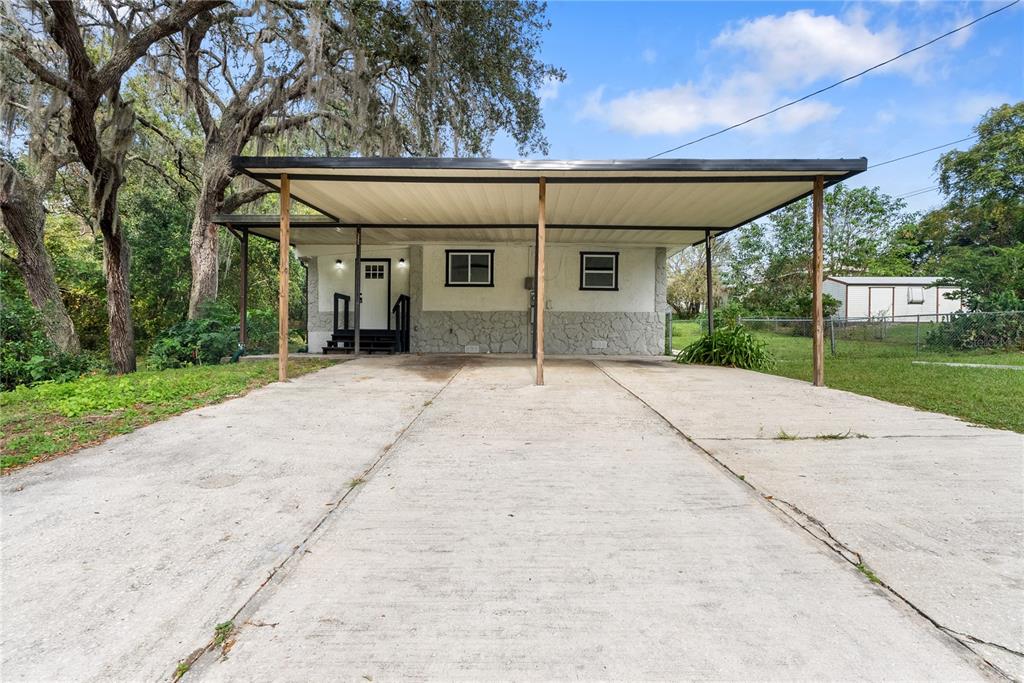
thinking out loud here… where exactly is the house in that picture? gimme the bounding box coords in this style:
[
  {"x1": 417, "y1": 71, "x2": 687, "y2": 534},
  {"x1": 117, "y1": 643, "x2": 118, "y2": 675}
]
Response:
[
  {"x1": 824, "y1": 276, "x2": 964, "y2": 320},
  {"x1": 216, "y1": 157, "x2": 867, "y2": 384}
]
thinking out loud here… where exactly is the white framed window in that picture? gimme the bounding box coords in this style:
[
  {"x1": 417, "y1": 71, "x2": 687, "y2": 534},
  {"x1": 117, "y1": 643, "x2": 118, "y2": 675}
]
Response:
[
  {"x1": 580, "y1": 251, "x2": 618, "y2": 291},
  {"x1": 907, "y1": 287, "x2": 925, "y2": 304},
  {"x1": 445, "y1": 249, "x2": 494, "y2": 287},
  {"x1": 364, "y1": 263, "x2": 385, "y2": 280}
]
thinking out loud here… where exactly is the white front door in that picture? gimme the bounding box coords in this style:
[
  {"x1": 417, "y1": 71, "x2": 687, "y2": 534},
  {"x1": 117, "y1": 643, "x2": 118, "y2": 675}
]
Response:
[{"x1": 359, "y1": 260, "x2": 390, "y2": 329}]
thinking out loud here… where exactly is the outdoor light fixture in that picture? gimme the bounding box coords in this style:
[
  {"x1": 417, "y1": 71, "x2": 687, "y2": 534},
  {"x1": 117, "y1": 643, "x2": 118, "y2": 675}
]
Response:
[
  {"x1": 398, "y1": 258, "x2": 407, "y2": 267},
  {"x1": 335, "y1": 259, "x2": 344, "y2": 268}
]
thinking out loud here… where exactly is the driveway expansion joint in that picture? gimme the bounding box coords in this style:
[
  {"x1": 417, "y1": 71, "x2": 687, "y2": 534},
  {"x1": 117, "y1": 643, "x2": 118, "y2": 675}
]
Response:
[
  {"x1": 698, "y1": 434, "x2": 993, "y2": 441},
  {"x1": 169, "y1": 361, "x2": 467, "y2": 681},
  {"x1": 591, "y1": 360, "x2": 1020, "y2": 681}
]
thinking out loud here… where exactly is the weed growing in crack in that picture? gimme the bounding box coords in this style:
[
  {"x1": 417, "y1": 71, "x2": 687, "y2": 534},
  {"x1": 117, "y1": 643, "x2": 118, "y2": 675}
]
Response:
[
  {"x1": 213, "y1": 620, "x2": 234, "y2": 646},
  {"x1": 856, "y1": 562, "x2": 882, "y2": 585},
  {"x1": 815, "y1": 430, "x2": 868, "y2": 440},
  {"x1": 174, "y1": 662, "x2": 190, "y2": 678},
  {"x1": 348, "y1": 476, "x2": 366, "y2": 487},
  {"x1": 777, "y1": 429, "x2": 870, "y2": 441}
]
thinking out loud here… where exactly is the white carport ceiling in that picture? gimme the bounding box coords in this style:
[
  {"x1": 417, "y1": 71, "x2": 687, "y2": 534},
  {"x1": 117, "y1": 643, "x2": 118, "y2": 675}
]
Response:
[{"x1": 227, "y1": 158, "x2": 867, "y2": 246}]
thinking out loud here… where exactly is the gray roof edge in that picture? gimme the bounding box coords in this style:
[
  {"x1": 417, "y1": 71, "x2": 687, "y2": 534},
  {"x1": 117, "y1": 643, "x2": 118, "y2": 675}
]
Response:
[
  {"x1": 211, "y1": 213, "x2": 342, "y2": 227},
  {"x1": 231, "y1": 156, "x2": 868, "y2": 173}
]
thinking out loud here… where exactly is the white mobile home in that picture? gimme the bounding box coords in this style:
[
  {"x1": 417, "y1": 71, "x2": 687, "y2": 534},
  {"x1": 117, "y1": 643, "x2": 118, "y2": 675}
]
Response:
[{"x1": 824, "y1": 276, "x2": 964, "y2": 320}]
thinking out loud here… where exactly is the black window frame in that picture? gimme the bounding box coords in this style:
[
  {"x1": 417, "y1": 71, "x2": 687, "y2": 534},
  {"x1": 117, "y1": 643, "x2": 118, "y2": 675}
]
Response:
[
  {"x1": 444, "y1": 249, "x2": 495, "y2": 287},
  {"x1": 579, "y1": 251, "x2": 619, "y2": 291}
]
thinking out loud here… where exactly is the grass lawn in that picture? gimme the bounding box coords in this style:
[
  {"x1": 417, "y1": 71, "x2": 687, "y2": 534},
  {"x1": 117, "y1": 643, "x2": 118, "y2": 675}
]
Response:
[
  {"x1": 672, "y1": 320, "x2": 1024, "y2": 433},
  {"x1": 1, "y1": 359, "x2": 334, "y2": 473}
]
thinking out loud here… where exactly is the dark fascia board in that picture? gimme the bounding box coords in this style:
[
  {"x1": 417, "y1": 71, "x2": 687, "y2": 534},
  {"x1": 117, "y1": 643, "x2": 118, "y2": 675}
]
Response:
[
  {"x1": 247, "y1": 172, "x2": 858, "y2": 185},
  {"x1": 232, "y1": 156, "x2": 868, "y2": 174},
  {"x1": 218, "y1": 222, "x2": 727, "y2": 231},
  {"x1": 212, "y1": 213, "x2": 345, "y2": 228}
]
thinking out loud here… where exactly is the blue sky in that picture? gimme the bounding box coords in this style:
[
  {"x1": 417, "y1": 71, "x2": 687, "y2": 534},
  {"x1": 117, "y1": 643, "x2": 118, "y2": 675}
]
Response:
[{"x1": 490, "y1": 1, "x2": 1023, "y2": 213}]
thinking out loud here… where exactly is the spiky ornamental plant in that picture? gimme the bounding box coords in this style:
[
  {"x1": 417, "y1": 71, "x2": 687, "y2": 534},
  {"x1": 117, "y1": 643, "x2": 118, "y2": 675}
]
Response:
[{"x1": 675, "y1": 325, "x2": 775, "y2": 371}]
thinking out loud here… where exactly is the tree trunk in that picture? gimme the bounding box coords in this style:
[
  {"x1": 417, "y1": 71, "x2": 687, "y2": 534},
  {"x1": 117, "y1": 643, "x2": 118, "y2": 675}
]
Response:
[
  {"x1": 0, "y1": 163, "x2": 81, "y2": 353},
  {"x1": 188, "y1": 150, "x2": 233, "y2": 318},
  {"x1": 89, "y1": 146, "x2": 137, "y2": 374},
  {"x1": 100, "y1": 220, "x2": 136, "y2": 374}
]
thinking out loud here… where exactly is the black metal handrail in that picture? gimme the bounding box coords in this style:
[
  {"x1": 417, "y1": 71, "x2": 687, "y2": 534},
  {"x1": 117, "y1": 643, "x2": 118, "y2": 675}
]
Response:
[
  {"x1": 391, "y1": 294, "x2": 411, "y2": 352},
  {"x1": 333, "y1": 293, "x2": 350, "y2": 333}
]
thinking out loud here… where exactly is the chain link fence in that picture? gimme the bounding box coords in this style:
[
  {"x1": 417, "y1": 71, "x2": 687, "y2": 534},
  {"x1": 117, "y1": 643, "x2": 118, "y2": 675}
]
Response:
[{"x1": 736, "y1": 311, "x2": 1024, "y2": 358}]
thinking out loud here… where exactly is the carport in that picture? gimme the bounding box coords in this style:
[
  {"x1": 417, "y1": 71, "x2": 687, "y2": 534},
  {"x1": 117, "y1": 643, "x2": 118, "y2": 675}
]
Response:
[{"x1": 217, "y1": 157, "x2": 867, "y2": 385}]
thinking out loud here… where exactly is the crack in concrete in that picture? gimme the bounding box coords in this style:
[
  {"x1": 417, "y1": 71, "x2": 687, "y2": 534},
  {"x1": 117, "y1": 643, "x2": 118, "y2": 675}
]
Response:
[
  {"x1": 168, "y1": 360, "x2": 467, "y2": 681},
  {"x1": 698, "y1": 434, "x2": 1002, "y2": 441},
  {"x1": 592, "y1": 360, "x2": 1021, "y2": 681}
]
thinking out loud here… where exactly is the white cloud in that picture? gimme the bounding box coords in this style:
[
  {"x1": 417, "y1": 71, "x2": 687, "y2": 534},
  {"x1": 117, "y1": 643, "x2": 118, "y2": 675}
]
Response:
[
  {"x1": 711, "y1": 9, "x2": 923, "y2": 87},
  {"x1": 580, "y1": 79, "x2": 839, "y2": 136},
  {"x1": 953, "y1": 92, "x2": 1009, "y2": 123},
  {"x1": 538, "y1": 75, "x2": 563, "y2": 103},
  {"x1": 578, "y1": 7, "x2": 970, "y2": 137},
  {"x1": 641, "y1": 48, "x2": 657, "y2": 64}
]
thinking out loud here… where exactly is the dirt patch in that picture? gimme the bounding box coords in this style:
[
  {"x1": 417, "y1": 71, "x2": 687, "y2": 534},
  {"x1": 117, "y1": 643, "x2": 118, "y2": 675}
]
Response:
[{"x1": 402, "y1": 354, "x2": 467, "y2": 382}]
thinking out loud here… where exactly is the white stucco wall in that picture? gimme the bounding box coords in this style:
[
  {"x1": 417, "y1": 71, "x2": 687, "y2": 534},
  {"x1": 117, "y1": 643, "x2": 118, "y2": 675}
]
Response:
[
  {"x1": 544, "y1": 246, "x2": 656, "y2": 313},
  {"x1": 418, "y1": 243, "x2": 657, "y2": 313},
  {"x1": 420, "y1": 244, "x2": 531, "y2": 312},
  {"x1": 299, "y1": 242, "x2": 667, "y2": 354}
]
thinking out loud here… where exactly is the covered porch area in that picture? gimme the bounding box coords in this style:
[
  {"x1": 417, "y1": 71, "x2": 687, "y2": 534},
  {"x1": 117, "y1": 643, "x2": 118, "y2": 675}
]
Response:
[{"x1": 218, "y1": 157, "x2": 866, "y2": 385}]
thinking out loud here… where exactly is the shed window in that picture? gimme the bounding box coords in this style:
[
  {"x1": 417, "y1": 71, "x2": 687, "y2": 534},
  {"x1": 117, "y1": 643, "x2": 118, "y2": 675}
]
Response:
[
  {"x1": 446, "y1": 250, "x2": 494, "y2": 287},
  {"x1": 907, "y1": 287, "x2": 925, "y2": 304},
  {"x1": 580, "y1": 252, "x2": 619, "y2": 290}
]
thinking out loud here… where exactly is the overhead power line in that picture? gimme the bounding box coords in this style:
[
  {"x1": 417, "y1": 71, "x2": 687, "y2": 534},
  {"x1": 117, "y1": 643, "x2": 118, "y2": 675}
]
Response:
[
  {"x1": 647, "y1": 0, "x2": 1019, "y2": 159},
  {"x1": 867, "y1": 134, "x2": 978, "y2": 169},
  {"x1": 896, "y1": 184, "x2": 940, "y2": 199}
]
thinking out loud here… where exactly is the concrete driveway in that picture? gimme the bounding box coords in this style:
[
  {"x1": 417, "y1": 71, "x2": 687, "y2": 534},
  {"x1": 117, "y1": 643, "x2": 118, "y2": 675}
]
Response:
[{"x1": 2, "y1": 355, "x2": 1020, "y2": 681}]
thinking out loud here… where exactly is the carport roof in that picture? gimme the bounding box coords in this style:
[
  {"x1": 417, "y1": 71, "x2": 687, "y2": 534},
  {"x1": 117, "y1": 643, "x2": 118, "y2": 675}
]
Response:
[{"x1": 224, "y1": 156, "x2": 867, "y2": 247}]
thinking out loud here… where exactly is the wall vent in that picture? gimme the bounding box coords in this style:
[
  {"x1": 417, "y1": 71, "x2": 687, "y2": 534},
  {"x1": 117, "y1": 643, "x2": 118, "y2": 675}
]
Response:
[
  {"x1": 464, "y1": 344, "x2": 481, "y2": 354},
  {"x1": 591, "y1": 340, "x2": 608, "y2": 349}
]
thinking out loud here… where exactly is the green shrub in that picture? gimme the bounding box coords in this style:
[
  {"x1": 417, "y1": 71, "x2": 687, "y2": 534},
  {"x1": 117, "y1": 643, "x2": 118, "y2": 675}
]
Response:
[
  {"x1": 777, "y1": 290, "x2": 841, "y2": 318},
  {"x1": 926, "y1": 310, "x2": 1024, "y2": 351},
  {"x1": 244, "y1": 307, "x2": 281, "y2": 352},
  {"x1": 713, "y1": 301, "x2": 748, "y2": 329},
  {"x1": 0, "y1": 298, "x2": 96, "y2": 390},
  {"x1": 675, "y1": 325, "x2": 775, "y2": 370},
  {"x1": 148, "y1": 303, "x2": 238, "y2": 369}
]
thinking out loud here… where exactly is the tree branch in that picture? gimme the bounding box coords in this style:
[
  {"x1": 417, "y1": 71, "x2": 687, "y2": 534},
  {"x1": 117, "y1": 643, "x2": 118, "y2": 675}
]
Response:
[
  {"x1": 222, "y1": 186, "x2": 271, "y2": 214},
  {"x1": 256, "y1": 112, "x2": 319, "y2": 137},
  {"x1": 3, "y1": 39, "x2": 72, "y2": 94},
  {"x1": 95, "y1": 1, "x2": 227, "y2": 94}
]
